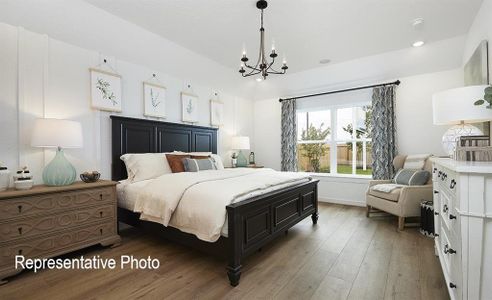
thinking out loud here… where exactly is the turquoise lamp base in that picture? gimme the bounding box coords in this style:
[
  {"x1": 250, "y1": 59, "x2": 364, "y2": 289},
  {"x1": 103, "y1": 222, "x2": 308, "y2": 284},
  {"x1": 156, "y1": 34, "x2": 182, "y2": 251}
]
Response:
[
  {"x1": 42, "y1": 148, "x2": 77, "y2": 186},
  {"x1": 236, "y1": 150, "x2": 248, "y2": 167}
]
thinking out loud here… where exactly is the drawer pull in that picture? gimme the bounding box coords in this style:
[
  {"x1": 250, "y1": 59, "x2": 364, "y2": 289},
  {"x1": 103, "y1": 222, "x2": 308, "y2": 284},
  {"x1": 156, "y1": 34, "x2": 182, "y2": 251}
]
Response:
[
  {"x1": 18, "y1": 249, "x2": 22, "y2": 255},
  {"x1": 434, "y1": 190, "x2": 439, "y2": 194},
  {"x1": 444, "y1": 244, "x2": 456, "y2": 254},
  {"x1": 450, "y1": 180, "x2": 456, "y2": 189},
  {"x1": 438, "y1": 171, "x2": 442, "y2": 178},
  {"x1": 100, "y1": 228, "x2": 103, "y2": 235},
  {"x1": 433, "y1": 167, "x2": 437, "y2": 173},
  {"x1": 434, "y1": 212, "x2": 439, "y2": 216},
  {"x1": 18, "y1": 227, "x2": 22, "y2": 235},
  {"x1": 449, "y1": 214, "x2": 457, "y2": 220},
  {"x1": 434, "y1": 233, "x2": 439, "y2": 237},
  {"x1": 18, "y1": 205, "x2": 22, "y2": 213},
  {"x1": 450, "y1": 282, "x2": 457, "y2": 289},
  {"x1": 100, "y1": 194, "x2": 103, "y2": 200},
  {"x1": 443, "y1": 205, "x2": 448, "y2": 213}
]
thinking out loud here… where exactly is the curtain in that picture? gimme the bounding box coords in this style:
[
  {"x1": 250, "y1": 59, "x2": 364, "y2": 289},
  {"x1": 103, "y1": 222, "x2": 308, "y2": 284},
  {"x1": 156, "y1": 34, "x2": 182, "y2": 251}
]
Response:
[
  {"x1": 371, "y1": 85, "x2": 397, "y2": 179},
  {"x1": 281, "y1": 99, "x2": 298, "y2": 171}
]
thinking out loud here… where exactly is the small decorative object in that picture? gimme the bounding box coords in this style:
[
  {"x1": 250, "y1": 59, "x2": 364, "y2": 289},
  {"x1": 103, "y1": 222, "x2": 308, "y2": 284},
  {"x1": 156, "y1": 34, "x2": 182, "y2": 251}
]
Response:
[
  {"x1": 432, "y1": 85, "x2": 492, "y2": 156},
  {"x1": 231, "y1": 153, "x2": 238, "y2": 168},
  {"x1": 181, "y1": 92, "x2": 199, "y2": 123},
  {"x1": 249, "y1": 152, "x2": 255, "y2": 165},
  {"x1": 14, "y1": 166, "x2": 33, "y2": 190},
  {"x1": 210, "y1": 99, "x2": 224, "y2": 126},
  {"x1": 90, "y1": 65, "x2": 122, "y2": 112},
  {"x1": 80, "y1": 171, "x2": 101, "y2": 183},
  {"x1": 474, "y1": 85, "x2": 492, "y2": 109},
  {"x1": 143, "y1": 75, "x2": 166, "y2": 118},
  {"x1": 231, "y1": 136, "x2": 250, "y2": 167},
  {"x1": 0, "y1": 163, "x2": 10, "y2": 191},
  {"x1": 31, "y1": 118, "x2": 83, "y2": 186},
  {"x1": 420, "y1": 200, "x2": 435, "y2": 237},
  {"x1": 454, "y1": 136, "x2": 492, "y2": 161}
]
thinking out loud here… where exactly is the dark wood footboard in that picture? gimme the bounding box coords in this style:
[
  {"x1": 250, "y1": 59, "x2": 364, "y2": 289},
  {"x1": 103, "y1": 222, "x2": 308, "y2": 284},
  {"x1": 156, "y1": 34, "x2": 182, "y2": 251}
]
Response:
[{"x1": 226, "y1": 179, "x2": 319, "y2": 286}]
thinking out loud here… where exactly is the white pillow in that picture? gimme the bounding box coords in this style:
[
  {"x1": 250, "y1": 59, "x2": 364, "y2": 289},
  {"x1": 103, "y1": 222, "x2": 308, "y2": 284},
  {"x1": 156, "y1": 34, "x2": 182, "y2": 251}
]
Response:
[{"x1": 120, "y1": 153, "x2": 172, "y2": 182}]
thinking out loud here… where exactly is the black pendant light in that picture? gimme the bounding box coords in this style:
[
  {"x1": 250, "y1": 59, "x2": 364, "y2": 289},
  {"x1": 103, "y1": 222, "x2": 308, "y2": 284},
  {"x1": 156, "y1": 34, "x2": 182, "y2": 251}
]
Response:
[{"x1": 239, "y1": 0, "x2": 288, "y2": 80}]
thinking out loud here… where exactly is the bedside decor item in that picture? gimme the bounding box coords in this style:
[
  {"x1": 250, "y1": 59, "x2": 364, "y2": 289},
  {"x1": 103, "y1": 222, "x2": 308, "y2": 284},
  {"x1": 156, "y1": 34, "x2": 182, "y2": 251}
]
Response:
[
  {"x1": 231, "y1": 136, "x2": 250, "y2": 167},
  {"x1": 80, "y1": 171, "x2": 101, "y2": 183},
  {"x1": 238, "y1": 0, "x2": 288, "y2": 80},
  {"x1": 210, "y1": 100, "x2": 224, "y2": 126},
  {"x1": 31, "y1": 118, "x2": 83, "y2": 186},
  {"x1": 432, "y1": 85, "x2": 492, "y2": 155},
  {"x1": 143, "y1": 75, "x2": 166, "y2": 118},
  {"x1": 181, "y1": 92, "x2": 199, "y2": 123},
  {"x1": 0, "y1": 163, "x2": 10, "y2": 191},
  {"x1": 231, "y1": 153, "x2": 238, "y2": 168},
  {"x1": 90, "y1": 65, "x2": 122, "y2": 112},
  {"x1": 454, "y1": 136, "x2": 492, "y2": 161},
  {"x1": 13, "y1": 167, "x2": 33, "y2": 190},
  {"x1": 249, "y1": 152, "x2": 255, "y2": 165}
]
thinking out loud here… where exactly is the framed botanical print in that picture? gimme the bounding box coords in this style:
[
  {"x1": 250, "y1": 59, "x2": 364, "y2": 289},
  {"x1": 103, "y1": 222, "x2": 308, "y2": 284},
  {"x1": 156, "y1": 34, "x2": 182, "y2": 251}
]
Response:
[
  {"x1": 90, "y1": 68, "x2": 122, "y2": 112},
  {"x1": 210, "y1": 100, "x2": 224, "y2": 126},
  {"x1": 181, "y1": 92, "x2": 199, "y2": 123},
  {"x1": 143, "y1": 82, "x2": 166, "y2": 118}
]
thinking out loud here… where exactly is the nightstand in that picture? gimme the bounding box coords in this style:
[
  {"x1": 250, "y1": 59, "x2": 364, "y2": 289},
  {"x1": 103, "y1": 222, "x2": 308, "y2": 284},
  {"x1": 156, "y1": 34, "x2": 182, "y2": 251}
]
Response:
[{"x1": 0, "y1": 180, "x2": 121, "y2": 284}]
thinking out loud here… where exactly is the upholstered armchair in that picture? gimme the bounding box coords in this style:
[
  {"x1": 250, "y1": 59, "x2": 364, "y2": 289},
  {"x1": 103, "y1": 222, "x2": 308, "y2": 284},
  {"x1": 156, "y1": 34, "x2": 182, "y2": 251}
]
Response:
[{"x1": 366, "y1": 155, "x2": 433, "y2": 230}]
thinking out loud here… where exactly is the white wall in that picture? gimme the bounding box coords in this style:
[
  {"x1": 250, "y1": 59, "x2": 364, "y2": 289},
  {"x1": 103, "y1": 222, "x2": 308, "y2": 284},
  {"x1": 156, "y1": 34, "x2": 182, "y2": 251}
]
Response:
[{"x1": 0, "y1": 22, "x2": 254, "y2": 184}]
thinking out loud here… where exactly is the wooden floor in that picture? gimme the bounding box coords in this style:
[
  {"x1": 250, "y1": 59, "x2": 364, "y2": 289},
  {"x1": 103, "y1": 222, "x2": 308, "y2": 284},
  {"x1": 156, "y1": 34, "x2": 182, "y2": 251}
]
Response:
[{"x1": 0, "y1": 204, "x2": 448, "y2": 300}]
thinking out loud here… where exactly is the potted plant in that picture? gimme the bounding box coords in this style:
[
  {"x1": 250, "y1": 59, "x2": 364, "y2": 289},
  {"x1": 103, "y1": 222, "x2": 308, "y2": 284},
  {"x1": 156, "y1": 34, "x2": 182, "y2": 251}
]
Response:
[{"x1": 474, "y1": 85, "x2": 492, "y2": 109}]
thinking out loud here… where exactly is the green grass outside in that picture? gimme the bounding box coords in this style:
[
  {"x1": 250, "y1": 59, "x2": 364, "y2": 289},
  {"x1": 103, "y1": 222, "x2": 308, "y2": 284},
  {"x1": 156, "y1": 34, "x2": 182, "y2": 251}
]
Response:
[{"x1": 311, "y1": 165, "x2": 372, "y2": 176}]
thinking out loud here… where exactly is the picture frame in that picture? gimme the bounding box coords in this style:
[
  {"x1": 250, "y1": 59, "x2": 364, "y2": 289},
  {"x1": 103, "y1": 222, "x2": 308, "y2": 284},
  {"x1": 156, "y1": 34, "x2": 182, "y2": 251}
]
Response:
[
  {"x1": 210, "y1": 100, "x2": 224, "y2": 126},
  {"x1": 90, "y1": 68, "x2": 122, "y2": 112},
  {"x1": 143, "y1": 82, "x2": 166, "y2": 118},
  {"x1": 181, "y1": 92, "x2": 199, "y2": 123}
]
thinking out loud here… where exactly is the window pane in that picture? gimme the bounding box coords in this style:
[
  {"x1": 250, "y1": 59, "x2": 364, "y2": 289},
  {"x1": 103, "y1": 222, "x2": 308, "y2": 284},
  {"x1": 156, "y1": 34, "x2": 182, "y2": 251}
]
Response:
[
  {"x1": 355, "y1": 141, "x2": 373, "y2": 175},
  {"x1": 296, "y1": 112, "x2": 307, "y2": 139},
  {"x1": 354, "y1": 105, "x2": 372, "y2": 139},
  {"x1": 336, "y1": 108, "x2": 353, "y2": 140},
  {"x1": 298, "y1": 110, "x2": 331, "y2": 141},
  {"x1": 336, "y1": 141, "x2": 353, "y2": 174},
  {"x1": 297, "y1": 143, "x2": 330, "y2": 173}
]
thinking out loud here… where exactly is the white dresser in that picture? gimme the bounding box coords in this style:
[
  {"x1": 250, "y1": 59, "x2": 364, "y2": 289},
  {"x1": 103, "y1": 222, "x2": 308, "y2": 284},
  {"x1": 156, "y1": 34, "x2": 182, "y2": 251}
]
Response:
[{"x1": 431, "y1": 158, "x2": 492, "y2": 300}]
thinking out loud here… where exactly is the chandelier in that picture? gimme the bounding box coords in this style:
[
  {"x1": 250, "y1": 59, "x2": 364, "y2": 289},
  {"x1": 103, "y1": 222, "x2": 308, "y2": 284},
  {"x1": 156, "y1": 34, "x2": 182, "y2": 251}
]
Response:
[{"x1": 239, "y1": 0, "x2": 288, "y2": 80}]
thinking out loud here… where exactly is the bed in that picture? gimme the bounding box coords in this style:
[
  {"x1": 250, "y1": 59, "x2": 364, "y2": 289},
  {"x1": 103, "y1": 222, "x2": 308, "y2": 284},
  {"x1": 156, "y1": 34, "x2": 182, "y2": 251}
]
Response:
[{"x1": 111, "y1": 116, "x2": 319, "y2": 286}]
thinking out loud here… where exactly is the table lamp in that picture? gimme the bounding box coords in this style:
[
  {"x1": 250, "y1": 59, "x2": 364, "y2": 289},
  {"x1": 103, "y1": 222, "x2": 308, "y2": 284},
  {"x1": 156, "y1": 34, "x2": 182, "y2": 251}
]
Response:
[
  {"x1": 31, "y1": 118, "x2": 83, "y2": 186},
  {"x1": 231, "y1": 136, "x2": 250, "y2": 167},
  {"x1": 433, "y1": 85, "x2": 492, "y2": 156}
]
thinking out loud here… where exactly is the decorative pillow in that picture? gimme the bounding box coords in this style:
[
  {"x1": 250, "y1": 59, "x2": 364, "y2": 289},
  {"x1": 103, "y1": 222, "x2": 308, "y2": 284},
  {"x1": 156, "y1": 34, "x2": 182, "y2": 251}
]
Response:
[
  {"x1": 210, "y1": 154, "x2": 225, "y2": 170},
  {"x1": 172, "y1": 151, "x2": 224, "y2": 170},
  {"x1": 120, "y1": 153, "x2": 172, "y2": 182},
  {"x1": 166, "y1": 154, "x2": 191, "y2": 173},
  {"x1": 393, "y1": 169, "x2": 430, "y2": 186},
  {"x1": 403, "y1": 154, "x2": 431, "y2": 170},
  {"x1": 183, "y1": 158, "x2": 217, "y2": 172}
]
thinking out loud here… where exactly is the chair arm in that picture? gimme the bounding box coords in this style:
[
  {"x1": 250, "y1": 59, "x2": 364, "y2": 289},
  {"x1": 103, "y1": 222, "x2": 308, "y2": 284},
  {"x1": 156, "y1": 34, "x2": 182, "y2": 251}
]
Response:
[
  {"x1": 398, "y1": 185, "x2": 433, "y2": 217},
  {"x1": 368, "y1": 180, "x2": 392, "y2": 187}
]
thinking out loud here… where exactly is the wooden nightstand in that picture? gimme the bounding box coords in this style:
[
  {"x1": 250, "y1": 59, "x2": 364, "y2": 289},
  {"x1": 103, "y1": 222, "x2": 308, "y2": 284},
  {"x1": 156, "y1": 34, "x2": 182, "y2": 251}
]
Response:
[{"x1": 0, "y1": 180, "x2": 121, "y2": 284}]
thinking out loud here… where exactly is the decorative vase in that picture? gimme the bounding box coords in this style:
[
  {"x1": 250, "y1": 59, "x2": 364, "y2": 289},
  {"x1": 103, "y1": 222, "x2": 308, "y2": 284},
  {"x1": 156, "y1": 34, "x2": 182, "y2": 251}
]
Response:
[
  {"x1": 42, "y1": 148, "x2": 77, "y2": 186},
  {"x1": 0, "y1": 166, "x2": 10, "y2": 191},
  {"x1": 236, "y1": 150, "x2": 248, "y2": 167}
]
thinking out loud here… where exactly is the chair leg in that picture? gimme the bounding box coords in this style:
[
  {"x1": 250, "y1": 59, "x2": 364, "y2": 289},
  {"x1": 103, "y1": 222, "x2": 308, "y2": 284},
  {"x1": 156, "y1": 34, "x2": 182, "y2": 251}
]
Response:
[
  {"x1": 366, "y1": 205, "x2": 371, "y2": 218},
  {"x1": 398, "y1": 217, "x2": 405, "y2": 231}
]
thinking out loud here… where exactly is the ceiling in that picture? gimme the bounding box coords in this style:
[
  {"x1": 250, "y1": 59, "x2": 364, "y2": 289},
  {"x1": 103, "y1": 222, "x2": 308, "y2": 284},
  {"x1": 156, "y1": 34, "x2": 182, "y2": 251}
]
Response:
[{"x1": 85, "y1": 0, "x2": 483, "y2": 74}]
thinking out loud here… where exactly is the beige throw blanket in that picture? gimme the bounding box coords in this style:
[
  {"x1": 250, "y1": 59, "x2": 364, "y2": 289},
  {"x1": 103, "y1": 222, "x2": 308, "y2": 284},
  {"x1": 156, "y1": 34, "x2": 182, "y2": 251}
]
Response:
[{"x1": 133, "y1": 168, "x2": 310, "y2": 242}]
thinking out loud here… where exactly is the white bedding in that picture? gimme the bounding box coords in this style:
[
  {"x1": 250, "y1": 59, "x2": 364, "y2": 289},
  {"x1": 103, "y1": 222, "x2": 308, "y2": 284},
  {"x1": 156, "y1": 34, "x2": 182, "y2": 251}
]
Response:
[{"x1": 117, "y1": 168, "x2": 310, "y2": 242}]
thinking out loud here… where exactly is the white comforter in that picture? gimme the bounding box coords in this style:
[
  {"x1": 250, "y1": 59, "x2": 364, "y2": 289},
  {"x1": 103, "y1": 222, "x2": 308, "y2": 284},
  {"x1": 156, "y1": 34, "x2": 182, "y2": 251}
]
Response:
[{"x1": 131, "y1": 168, "x2": 310, "y2": 242}]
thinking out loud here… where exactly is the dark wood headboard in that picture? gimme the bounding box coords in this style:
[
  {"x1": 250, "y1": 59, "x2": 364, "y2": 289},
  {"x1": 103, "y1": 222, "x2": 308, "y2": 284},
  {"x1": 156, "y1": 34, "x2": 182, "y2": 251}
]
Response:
[{"x1": 111, "y1": 116, "x2": 218, "y2": 181}]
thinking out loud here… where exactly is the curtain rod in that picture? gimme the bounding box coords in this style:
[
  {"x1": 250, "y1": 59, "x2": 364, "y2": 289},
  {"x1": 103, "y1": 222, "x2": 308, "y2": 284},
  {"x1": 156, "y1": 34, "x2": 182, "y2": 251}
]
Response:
[{"x1": 278, "y1": 80, "x2": 401, "y2": 102}]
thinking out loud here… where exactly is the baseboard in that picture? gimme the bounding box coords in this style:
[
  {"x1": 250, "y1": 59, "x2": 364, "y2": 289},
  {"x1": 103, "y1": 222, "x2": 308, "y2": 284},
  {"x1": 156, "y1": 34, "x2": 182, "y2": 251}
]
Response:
[{"x1": 318, "y1": 196, "x2": 366, "y2": 207}]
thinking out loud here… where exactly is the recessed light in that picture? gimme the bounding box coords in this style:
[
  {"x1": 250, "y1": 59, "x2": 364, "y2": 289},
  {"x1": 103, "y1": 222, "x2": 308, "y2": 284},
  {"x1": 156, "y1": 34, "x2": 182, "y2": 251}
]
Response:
[
  {"x1": 412, "y1": 41, "x2": 425, "y2": 47},
  {"x1": 319, "y1": 59, "x2": 331, "y2": 64},
  {"x1": 256, "y1": 77, "x2": 263, "y2": 82}
]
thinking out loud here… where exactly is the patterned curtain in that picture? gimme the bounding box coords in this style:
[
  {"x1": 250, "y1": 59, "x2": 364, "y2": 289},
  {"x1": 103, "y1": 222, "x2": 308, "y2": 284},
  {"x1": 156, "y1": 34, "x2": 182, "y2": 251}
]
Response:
[
  {"x1": 281, "y1": 99, "x2": 298, "y2": 171},
  {"x1": 371, "y1": 85, "x2": 397, "y2": 179}
]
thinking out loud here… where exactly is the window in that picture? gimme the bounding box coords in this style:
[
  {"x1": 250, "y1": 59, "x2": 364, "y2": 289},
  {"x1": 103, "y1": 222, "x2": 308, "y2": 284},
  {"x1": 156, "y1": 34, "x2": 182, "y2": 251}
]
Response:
[{"x1": 296, "y1": 91, "x2": 373, "y2": 177}]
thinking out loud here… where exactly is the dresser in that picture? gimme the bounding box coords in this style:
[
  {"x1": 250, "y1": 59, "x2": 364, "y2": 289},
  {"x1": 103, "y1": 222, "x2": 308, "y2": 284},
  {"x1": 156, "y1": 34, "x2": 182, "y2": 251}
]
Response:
[
  {"x1": 0, "y1": 180, "x2": 121, "y2": 284},
  {"x1": 431, "y1": 158, "x2": 492, "y2": 300}
]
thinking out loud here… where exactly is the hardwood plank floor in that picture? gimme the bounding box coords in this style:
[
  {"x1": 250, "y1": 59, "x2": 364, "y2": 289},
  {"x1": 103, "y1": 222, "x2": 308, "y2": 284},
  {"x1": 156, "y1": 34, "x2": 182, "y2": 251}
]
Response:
[{"x1": 0, "y1": 204, "x2": 448, "y2": 300}]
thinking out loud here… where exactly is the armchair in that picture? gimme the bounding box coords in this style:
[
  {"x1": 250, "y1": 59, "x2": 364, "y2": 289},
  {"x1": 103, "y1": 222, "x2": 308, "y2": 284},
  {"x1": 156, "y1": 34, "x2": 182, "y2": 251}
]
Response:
[{"x1": 366, "y1": 155, "x2": 433, "y2": 230}]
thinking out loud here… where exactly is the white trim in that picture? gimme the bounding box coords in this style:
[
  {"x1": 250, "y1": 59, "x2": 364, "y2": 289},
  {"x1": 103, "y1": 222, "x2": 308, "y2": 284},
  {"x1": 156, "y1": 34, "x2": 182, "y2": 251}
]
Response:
[
  {"x1": 455, "y1": 208, "x2": 492, "y2": 219},
  {"x1": 301, "y1": 172, "x2": 372, "y2": 181},
  {"x1": 319, "y1": 196, "x2": 366, "y2": 207}
]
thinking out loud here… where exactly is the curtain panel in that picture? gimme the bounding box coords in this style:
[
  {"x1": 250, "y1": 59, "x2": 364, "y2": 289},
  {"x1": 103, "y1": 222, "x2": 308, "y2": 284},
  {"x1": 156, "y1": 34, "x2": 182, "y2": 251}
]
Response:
[
  {"x1": 281, "y1": 99, "x2": 298, "y2": 171},
  {"x1": 371, "y1": 85, "x2": 397, "y2": 179}
]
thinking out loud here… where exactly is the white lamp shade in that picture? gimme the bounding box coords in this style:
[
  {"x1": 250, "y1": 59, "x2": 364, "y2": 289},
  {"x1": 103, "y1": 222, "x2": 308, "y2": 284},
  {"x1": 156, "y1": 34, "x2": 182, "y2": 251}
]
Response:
[
  {"x1": 31, "y1": 118, "x2": 83, "y2": 148},
  {"x1": 231, "y1": 136, "x2": 250, "y2": 150},
  {"x1": 432, "y1": 85, "x2": 492, "y2": 125}
]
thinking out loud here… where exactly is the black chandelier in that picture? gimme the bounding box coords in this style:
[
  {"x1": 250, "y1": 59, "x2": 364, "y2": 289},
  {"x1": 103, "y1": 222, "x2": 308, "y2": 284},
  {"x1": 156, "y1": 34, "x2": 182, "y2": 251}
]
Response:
[{"x1": 239, "y1": 0, "x2": 288, "y2": 80}]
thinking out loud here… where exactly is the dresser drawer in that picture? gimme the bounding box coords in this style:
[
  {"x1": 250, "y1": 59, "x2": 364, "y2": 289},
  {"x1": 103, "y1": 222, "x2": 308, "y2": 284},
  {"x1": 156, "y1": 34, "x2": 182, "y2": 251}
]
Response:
[
  {"x1": 0, "y1": 187, "x2": 114, "y2": 220},
  {"x1": 0, "y1": 205, "x2": 115, "y2": 242},
  {"x1": 0, "y1": 221, "x2": 116, "y2": 267}
]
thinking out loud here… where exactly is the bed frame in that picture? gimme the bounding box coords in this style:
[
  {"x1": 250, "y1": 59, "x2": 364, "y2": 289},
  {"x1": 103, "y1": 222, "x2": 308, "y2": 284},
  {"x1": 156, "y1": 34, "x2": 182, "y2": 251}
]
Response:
[{"x1": 111, "y1": 116, "x2": 319, "y2": 286}]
